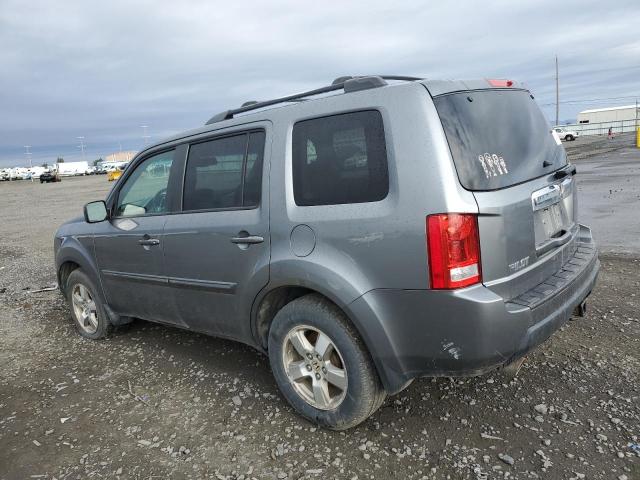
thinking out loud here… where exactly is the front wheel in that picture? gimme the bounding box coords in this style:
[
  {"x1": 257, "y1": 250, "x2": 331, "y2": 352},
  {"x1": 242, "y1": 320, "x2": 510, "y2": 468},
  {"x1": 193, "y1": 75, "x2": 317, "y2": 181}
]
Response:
[
  {"x1": 66, "y1": 269, "x2": 112, "y2": 339},
  {"x1": 566, "y1": 134, "x2": 575, "y2": 141},
  {"x1": 268, "y1": 294, "x2": 386, "y2": 430}
]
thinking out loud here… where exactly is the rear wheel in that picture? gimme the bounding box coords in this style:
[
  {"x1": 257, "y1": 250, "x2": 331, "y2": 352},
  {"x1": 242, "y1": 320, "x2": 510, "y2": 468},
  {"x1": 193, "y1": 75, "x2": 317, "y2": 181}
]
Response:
[
  {"x1": 268, "y1": 294, "x2": 385, "y2": 430},
  {"x1": 66, "y1": 269, "x2": 112, "y2": 339}
]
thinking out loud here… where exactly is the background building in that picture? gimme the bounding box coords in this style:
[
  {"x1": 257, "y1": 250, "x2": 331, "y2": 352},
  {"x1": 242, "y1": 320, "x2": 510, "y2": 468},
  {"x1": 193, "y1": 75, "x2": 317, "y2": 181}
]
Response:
[
  {"x1": 103, "y1": 150, "x2": 137, "y2": 164},
  {"x1": 577, "y1": 105, "x2": 639, "y2": 124},
  {"x1": 559, "y1": 104, "x2": 640, "y2": 136}
]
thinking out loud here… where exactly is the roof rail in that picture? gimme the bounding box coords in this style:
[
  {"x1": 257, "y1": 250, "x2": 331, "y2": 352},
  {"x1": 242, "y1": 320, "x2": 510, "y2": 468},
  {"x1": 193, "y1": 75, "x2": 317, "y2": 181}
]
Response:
[
  {"x1": 205, "y1": 75, "x2": 423, "y2": 125},
  {"x1": 332, "y1": 75, "x2": 423, "y2": 84}
]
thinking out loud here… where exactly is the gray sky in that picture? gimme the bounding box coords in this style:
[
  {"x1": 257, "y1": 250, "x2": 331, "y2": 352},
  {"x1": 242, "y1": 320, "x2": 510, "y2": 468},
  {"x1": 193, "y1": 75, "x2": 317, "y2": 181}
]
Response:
[{"x1": 1, "y1": 0, "x2": 639, "y2": 167}]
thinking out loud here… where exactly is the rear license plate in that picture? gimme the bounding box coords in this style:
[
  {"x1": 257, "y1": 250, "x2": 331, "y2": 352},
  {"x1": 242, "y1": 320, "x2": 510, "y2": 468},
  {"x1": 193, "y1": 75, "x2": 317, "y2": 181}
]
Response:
[
  {"x1": 536, "y1": 203, "x2": 564, "y2": 239},
  {"x1": 532, "y1": 184, "x2": 569, "y2": 245}
]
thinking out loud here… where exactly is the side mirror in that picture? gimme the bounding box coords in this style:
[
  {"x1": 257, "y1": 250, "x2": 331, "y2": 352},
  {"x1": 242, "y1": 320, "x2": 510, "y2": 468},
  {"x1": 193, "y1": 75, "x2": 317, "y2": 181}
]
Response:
[{"x1": 84, "y1": 200, "x2": 108, "y2": 223}]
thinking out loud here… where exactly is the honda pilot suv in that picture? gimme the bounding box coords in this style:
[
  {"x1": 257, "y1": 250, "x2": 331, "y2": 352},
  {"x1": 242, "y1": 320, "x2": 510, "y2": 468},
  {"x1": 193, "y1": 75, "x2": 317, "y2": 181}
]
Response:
[{"x1": 54, "y1": 75, "x2": 599, "y2": 430}]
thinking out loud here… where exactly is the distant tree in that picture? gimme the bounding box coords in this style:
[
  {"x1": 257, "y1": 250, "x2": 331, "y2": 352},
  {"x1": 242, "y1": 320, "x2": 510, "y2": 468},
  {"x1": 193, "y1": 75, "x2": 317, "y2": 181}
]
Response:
[
  {"x1": 56, "y1": 157, "x2": 64, "y2": 163},
  {"x1": 93, "y1": 158, "x2": 103, "y2": 166},
  {"x1": 41, "y1": 162, "x2": 49, "y2": 168}
]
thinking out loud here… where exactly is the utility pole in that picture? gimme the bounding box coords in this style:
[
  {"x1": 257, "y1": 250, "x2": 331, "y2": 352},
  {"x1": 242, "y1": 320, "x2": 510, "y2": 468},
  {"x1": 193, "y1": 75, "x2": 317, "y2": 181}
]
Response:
[
  {"x1": 140, "y1": 125, "x2": 151, "y2": 146},
  {"x1": 23, "y1": 145, "x2": 33, "y2": 168},
  {"x1": 77, "y1": 136, "x2": 86, "y2": 161},
  {"x1": 555, "y1": 55, "x2": 559, "y2": 126},
  {"x1": 635, "y1": 98, "x2": 640, "y2": 148}
]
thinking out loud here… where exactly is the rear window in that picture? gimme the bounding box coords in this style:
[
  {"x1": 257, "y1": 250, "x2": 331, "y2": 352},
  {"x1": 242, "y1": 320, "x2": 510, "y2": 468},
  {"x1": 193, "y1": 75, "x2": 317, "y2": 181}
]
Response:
[{"x1": 434, "y1": 89, "x2": 566, "y2": 191}]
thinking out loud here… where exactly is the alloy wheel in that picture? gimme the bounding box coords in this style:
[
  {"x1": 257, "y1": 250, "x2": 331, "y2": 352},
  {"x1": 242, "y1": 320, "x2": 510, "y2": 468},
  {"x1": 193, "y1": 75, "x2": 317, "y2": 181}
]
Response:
[
  {"x1": 281, "y1": 325, "x2": 348, "y2": 410},
  {"x1": 71, "y1": 283, "x2": 99, "y2": 334}
]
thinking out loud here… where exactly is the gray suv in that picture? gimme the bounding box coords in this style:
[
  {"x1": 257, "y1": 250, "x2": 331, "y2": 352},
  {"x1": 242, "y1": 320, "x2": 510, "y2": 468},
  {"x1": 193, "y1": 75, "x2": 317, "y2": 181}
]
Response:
[{"x1": 54, "y1": 75, "x2": 599, "y2": 429}]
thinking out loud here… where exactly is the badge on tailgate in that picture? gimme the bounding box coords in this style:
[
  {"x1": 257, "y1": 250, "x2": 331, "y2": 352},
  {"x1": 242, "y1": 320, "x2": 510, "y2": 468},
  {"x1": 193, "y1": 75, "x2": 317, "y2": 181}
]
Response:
[{"x1": 531, "y1": 184, "x2": 561, "y2": 211}]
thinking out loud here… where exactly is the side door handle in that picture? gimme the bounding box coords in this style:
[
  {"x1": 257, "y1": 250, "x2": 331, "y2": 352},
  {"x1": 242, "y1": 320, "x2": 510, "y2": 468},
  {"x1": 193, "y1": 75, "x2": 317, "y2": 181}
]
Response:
[
  {"x1": 138, "y1": 238, "x2": 160, "y2": 246},
  {"x1": 230, "y1": 235, "x2": 264, "y2": 245}
]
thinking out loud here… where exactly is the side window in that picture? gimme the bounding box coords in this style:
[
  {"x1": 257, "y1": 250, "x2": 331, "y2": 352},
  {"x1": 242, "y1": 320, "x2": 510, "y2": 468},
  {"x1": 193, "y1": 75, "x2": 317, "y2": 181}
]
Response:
[
  {"x1": 115, "y1": 150, "x2": 174, "y2": 217},
  {"x1": 183, "y1": 131, "x2": 265, "y2": 211},
  {"x1": 292, "y1": 111, "x2": 389, "y2": 206}
]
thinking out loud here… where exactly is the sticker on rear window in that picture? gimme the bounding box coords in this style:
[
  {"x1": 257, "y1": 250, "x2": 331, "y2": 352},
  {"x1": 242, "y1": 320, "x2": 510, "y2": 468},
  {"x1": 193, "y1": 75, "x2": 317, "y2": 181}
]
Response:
[{"x1": 477, "y1": 153, "x2": 508, "y2": 179}]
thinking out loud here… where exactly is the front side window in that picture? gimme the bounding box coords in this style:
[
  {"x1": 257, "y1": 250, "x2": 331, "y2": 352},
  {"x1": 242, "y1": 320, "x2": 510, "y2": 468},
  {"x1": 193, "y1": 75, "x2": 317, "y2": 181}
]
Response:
[
  {"x1": 292, "y1": 110, "x2": 389, "y2": 206},
  {"x1": 115, "y1": 150, "x2": 174, "y2": 217},
  {"x1": 183, "y1": 131, "x2": 265, "y2": 211}
]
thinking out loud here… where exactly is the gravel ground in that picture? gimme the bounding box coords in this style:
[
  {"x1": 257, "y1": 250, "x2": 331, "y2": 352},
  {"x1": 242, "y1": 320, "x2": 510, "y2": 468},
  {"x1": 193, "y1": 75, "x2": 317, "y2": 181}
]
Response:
[{"x1": 1, "y1": 139, "x2": 639, "y2": 479}]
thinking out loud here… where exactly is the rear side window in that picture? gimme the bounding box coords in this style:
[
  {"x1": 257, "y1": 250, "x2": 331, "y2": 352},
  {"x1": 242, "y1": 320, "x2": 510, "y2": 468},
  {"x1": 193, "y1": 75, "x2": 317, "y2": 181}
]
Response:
[
  {"x1": 292, "y1": 111, "x2": 389, "y2": 206},
  {"x1": 183, "y1": 131, "x2": 265, "y2": 211},
  {"x1": 434, "y1": 90, "x2": 566, "y2": 191},
  {"x1": 243, "y1": 131, "x2": 266, "y2": 207}
]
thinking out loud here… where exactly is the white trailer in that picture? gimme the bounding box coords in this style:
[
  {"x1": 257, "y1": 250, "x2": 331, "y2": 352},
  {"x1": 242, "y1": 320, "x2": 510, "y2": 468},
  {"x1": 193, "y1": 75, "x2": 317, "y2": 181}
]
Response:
[{"x1": 56, "y1": 161, "x2": 90, "y2": 176}]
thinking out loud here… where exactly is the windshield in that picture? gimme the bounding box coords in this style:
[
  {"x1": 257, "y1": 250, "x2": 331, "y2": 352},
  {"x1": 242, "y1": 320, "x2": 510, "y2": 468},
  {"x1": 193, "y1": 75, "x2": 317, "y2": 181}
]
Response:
[{"x1": 434, "y1": 89, "x2": 566, "y2": 191}]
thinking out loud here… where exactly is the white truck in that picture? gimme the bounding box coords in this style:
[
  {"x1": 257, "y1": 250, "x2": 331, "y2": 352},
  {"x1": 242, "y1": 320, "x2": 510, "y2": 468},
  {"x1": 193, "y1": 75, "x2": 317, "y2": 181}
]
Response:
[
  {"x1": 553, "y1": 127, "x2": 579, "y2": 141},
  {"x1": 55, "y1": 161, "x2": 90, "y2": 176},
  {"x1": 9, "y1": 167, "x2": 30, "y2": 180}
]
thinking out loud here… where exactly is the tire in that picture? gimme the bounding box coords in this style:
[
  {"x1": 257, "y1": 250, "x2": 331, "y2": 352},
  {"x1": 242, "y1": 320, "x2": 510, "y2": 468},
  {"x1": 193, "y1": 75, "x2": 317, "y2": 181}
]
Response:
[
  {"x1": 566, "y1": 135, "x2": 574, "y2": 141},
  {"x1": 66, "y1": 269, "x2": 112, "y2": 340},
  {"x1": 268, "y1": 294, "x2": 386, "y2": 430}
]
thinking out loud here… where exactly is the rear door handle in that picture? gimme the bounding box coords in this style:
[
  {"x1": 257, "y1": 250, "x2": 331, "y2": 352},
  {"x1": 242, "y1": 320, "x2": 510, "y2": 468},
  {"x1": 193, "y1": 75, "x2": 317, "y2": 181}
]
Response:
[
  {"x1": 230, "y1": 235, "x2": 264, "y2": 245},
  {"x1": 138, "y1": 238, "x2": 160, "y2": 246}
]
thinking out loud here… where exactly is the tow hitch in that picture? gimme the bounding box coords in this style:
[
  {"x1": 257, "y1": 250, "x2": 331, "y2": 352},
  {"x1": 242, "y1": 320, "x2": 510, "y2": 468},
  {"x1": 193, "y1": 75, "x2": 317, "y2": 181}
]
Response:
[
  {"x1": 502, "y1": 356, "x2": 526, "y2": 379},
  {"x1": 573, "y1": 300, "x2": 587, "y2": 318}
]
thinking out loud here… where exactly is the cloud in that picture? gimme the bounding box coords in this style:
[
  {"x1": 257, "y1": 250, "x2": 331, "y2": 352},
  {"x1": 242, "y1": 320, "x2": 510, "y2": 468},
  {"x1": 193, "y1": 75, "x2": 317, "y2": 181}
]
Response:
[{"x1": 1, "y1": 0, "x2": 638, "y2": 166}]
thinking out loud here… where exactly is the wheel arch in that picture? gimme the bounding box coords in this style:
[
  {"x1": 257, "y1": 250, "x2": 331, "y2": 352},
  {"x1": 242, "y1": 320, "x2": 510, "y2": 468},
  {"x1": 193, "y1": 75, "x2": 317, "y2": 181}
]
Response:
[
  {"x1": 250, "y1": 279, "x2": 406, "y2": 395},
  {"x1": 56, "y1": 239, "x2": 125, "y2": 325},
  {"x1": 58, "y1": 260, "x2": 81, "y2": 294},
  {"x1": 55, "y1": 238, "x2": 102, "y2": 297}
]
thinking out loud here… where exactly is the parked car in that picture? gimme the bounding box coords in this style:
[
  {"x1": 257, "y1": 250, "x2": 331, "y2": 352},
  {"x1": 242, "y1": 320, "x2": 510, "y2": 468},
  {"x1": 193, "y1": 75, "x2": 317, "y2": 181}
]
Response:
[
  {"x1": 40, "y1": 171, "x2": 61, "y2": 183},
  {"x1": 553, "y1": 127, "x2": 579, "y2": 141},
  {"x1": 54, "y1": 75, "x2": 599, "y2": 430},
  {"x1": 107, "y1": 167, "x2": 124, "y2": 182}
]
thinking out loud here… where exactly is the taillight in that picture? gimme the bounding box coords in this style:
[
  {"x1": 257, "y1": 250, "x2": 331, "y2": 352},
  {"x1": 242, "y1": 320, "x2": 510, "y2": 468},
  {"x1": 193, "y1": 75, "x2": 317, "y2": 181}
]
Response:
[
  {"x1": 427, "y1": 213, "x2": 482, "y2": 289},
  {"x1": 487, "y1": 79, "x2": 513, "y2": 87}
]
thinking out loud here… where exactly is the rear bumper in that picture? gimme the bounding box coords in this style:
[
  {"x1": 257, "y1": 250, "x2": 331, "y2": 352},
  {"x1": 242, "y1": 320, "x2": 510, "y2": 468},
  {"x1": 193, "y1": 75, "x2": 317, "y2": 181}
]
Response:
[{"x1": 348, "y1": 225, "x2": 599, "y2": 394}]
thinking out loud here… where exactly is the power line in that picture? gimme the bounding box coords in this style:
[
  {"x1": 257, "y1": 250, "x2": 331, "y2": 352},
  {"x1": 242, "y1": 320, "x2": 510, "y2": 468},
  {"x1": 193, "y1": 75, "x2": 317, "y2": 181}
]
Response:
[{"x1": 540, "y1": 95, "x2": 639, "y2": 107}]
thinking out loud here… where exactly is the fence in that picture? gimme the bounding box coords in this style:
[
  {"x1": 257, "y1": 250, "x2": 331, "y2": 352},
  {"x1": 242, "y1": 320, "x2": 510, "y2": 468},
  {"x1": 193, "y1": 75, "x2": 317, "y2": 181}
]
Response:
[{"x1": 558, "y1": 119, "x2": 640, "y2": 136}]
